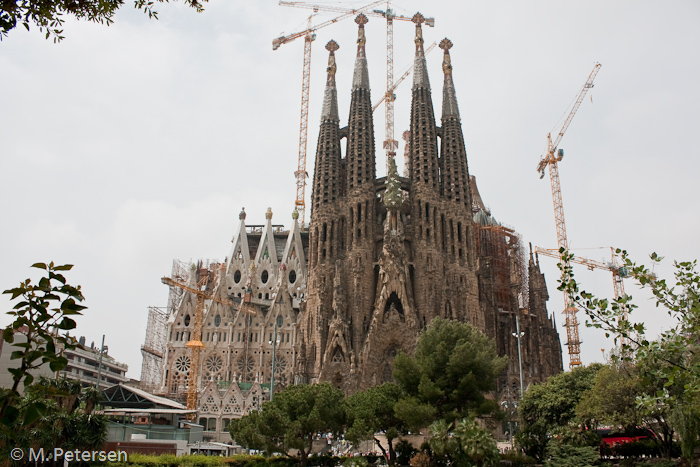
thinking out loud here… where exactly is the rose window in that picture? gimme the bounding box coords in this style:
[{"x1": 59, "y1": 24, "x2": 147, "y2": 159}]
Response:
[
  {"x1": 205, "y1": 355, "x2": 224, "y2": 375},
  {"x1": 175, "y1": 355, "x2": 191, "y2": 373}
]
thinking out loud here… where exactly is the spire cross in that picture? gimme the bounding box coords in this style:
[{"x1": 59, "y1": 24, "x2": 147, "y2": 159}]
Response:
[
  {"x1": 355, "y1": 13, "x2": 368, "y2": 48},
  {"x1": 326, "y1": 40, "x2": 339, "y2": 77},
  {"x1": 440, "y1": 38, "x2": 453, "y2": 75},
  {"x1": 412, "y1": 13, "x2": 425, "y2": 48}
]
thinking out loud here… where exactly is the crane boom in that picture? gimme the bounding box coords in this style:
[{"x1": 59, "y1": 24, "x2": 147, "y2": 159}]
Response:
[
  {"x1": 274, "y1": 1, "x2": 386, "y2": 229},
  {"x1": 279, "y1": 1, "x2": 434, "y2": 173},
  {"x1": 535, "y1": 246, "x2": 630, "y2": 346},
  {"x1": 372, "y1": 41, "x2": 437, "y2": 112},
  {"x1": 536, "y1": 63, "x2": 601, "y2": 368},
  {"x1": 161, "y1": 269, "x2": 254, "y2": 417}
]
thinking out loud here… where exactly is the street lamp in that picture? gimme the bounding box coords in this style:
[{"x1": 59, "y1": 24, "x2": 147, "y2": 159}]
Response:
[
  {"x1": 512, "y1": 314, "x2": 525, "y2": 398},
  {"x1": 270, "y1": 315, "x2": 283, "y2": 401}
]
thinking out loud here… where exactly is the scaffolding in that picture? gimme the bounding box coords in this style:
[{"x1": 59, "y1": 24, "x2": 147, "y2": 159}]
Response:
[
  {"x1": 140, "y1": 306, "x2": 167, "y2": 390},
  {"x1": 168, "y1": 259, "x2": 191, "y2": 317},
  {"x1": 139, "y1": 260, "x2": 191, "y2": 391},
  {"x1": 475, "y1": 220, "x2": 529, "y2": 312}
]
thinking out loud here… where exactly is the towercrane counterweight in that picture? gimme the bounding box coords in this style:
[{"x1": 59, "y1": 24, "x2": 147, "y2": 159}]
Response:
[{"x1": 536, "y1": 62, "x2": 601, "y2": 368}]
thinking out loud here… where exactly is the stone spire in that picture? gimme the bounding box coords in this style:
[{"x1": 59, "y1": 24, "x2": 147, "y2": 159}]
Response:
[
  {"x1": 440, "y1": 38, "x2": 459, "y2": 118},
  {"x1": 439, "y1": 38, "x2": 471, "y2": 207},
  {"x1": 408, "y1": 12, "x2": 439, "y2": 192},
  {"x1": 346, "y1": 13, "x2": 375, "y2": 191},
  {"x1": 321, "y1": 40, "x2": 340, "y2": 121},
  {"x1": 412, "y1": 13, "x2": 430, "y2": 91},
  {"x1": 311, "y1": 40, "x2": 343, "y2": 214},
  {"x1": 352, "y1": 13, "x2": 370, "y2": 90}
]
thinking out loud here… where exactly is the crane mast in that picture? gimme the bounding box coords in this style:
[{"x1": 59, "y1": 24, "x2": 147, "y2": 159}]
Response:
[
  {"x1": 275, "y1": 1, "x2": 386, "y2": 229},
  {"x1": 535, "y1": 246, "x2": 630, "y2": 347},
  {"x1": 162, "y1": 267, "x2": 255, "y2": 418},
  {"x1": 536, "y1": 63, "x2": 601, "y2": 368},
  {"x1": 278, "y1": 1, "x2": 434, "y2": 182}
]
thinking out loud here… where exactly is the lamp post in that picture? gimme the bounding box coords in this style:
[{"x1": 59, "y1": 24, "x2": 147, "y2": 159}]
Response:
[
  {"x1": 270, "y1": 315, "x2": 283, "y2": 401},
  {"x1": 95, "y1": 334, "x2": 105, "y2": 390},
  {"x1": 512, "y1": 315, "x2": 525, "y2": 398}
]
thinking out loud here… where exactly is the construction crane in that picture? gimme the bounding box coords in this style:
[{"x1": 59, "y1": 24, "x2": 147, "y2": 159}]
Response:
[
  {"x1": 279, "y1": 1, "x2": 434, "y2": 174},
  {"x1": 274, "y1": 1, "x2": 386, "y2": 229},
  {"x1": 536, "y1": 62, "x2": 601, "y2": 368},
  {"x1": 161, "y1": 266, "x2": 255, "y2": 418},
  {"x1": 372, "y1": 41, "x2": 437, "y2": 112},
  {"x1": 535, "y1": 246, "x2": 630, "y2": 346},
  {"x1": 535, "y1": 246, "x2": 627, "y2": 299}
]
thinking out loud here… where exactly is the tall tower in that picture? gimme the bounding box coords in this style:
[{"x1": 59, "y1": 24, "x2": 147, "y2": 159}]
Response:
[{"x1": 304, "y1": 40, "x2": 343, "y2": 381}]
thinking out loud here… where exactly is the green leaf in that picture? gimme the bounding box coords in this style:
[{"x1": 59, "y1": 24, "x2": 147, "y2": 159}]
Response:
[{"x1": 31, "y1": 262, "x2": 47, "y2": 270}]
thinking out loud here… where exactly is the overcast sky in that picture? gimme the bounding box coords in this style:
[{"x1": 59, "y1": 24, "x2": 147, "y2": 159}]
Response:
[{"x1": 2, "y1": 1, "x2": 698, "y2": 378}]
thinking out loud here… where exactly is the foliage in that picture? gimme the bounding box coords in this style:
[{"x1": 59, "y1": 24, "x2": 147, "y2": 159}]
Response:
[
  {"x1": 543, "y1": 439, "x2": 598, "y2": 467},
  {"x1": 0, "y1": 376, "x2": 107, "y2": 462},
  {"x1": 341, "y1": 457, "x2": 367, "y2": 467},
  {"x1": 394, "y1": 439, "x2": 417, "y2": 466},
  {"x1": 345, "y1": 383, "x2": 405, "y2": 466},
  {"x1": 559, "y1": 249, "x2": 700, "y2": 460},
  {"x1": 499, "y1": 451, "x2": 537, "y2": 466},
  {"x1": 429, "y1": 417, "x2": 500, "y2": 467},
  {"x1": 516, "y1": 364, "x2": 601, "y2": 461},
  {"x1": 576, "y1": 362, "x2": 642, "y2": 431},
  {"x1": 393, "y1": 317, "x2": 507, "y2": 427},
  {"x1": 229, "y1": 383, "x2": 345, "y2": 467},
  {"x1": 0, "y1": 262, "x2": 86, "y2": 434},
  {"x1": 408, "y1": 452, "x2": 431, "y2": 467},
  {"x1": 0, "y1": 0, "x2": 206, "y2": 42}
]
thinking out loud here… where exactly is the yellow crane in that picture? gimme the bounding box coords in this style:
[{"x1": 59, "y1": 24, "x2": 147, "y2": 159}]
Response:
[
  {"x1": 278, "y1": 1, "x2": 434, "y2": 174},
  {"x1": 535, "y1": 246, "x2": 630, "y2": 346},
  {"x1": 274, "y1": 1, "x2": 386, "y2": 229},
  {"x1": 161, "y1": 265, "x2": 255, "y2": 418},
  {"x1": 536, "y1": 63, "x2": 601, "y2": 368}
]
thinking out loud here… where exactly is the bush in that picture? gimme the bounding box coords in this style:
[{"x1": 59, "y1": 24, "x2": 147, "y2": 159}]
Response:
[
  {"x1": 307, "y1": 454, "x2": 339, "y2": 467},
  {"x1": 500, "y1": 451, "x2": 537, "y2": 466},
  {"x1": 637, "y1": 460, "x2": 681, "y2": 467},
  {"x1": 408, "y1": 452, "x2": 430, "y2": 467},
  {"x1": 395, "y1": 440, "x2": 417, "y2": 466},
  {"x1": 543, "y1": 442, "x2": 598, "y2": 467}
]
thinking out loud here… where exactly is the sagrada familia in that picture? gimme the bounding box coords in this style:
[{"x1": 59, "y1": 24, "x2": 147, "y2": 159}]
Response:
[{"x1": 143, "y1": 14, "x2": 563, "y2": 441}]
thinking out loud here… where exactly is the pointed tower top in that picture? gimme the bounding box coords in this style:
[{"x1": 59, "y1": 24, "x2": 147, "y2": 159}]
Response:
[
  {"x1": 352, "y1": 14, "x2": 370, "y2": 90},
  {"x1": 321, "y1": 40, "x2": 340, "y2": 121},
  {"x1": 412, "y1": 12, "x2": 430, "y2": 90},
  {"x1": 440, "y1": 37, "x2": 460, "y2": 118},
  {"x1": 326, "y1": 39, "x2": 339, "y2": 53}
]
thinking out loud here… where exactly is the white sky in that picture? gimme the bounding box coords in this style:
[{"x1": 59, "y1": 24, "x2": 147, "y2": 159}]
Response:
[{"x1": 1, "y1": 1, "x2": 698, "y2": 378}]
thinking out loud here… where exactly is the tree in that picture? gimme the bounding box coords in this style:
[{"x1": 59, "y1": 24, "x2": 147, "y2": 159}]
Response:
[
  {"x1": 0, "y1": 263, "x2": 107, "y2": 463},
  {"x1": 345, "y1": 383, "x2": 406, "y2": 466},
  {"x1": 429, "y1": 417, "x2": 500, "y2": 467},
  {"x1": 393, "y1": 317, "x2": 507, "y2": 428},
  {"x1": 559, "y1": 249, "x2": 700, "y2": 461},
  {"x1": 229, "y1": 382, "x2": 345, "y2": 467},
  {"x1": 1, "y1": 0, "x2": 205, "y2": 42},
  {"x1": 576, "y1": 362, "x2": 642, "y2": 432},
  {"x1": 516, "y1": 364, "x2": 601, "y2": 461},
  {"x1": 0, "y1": 376, "x2": 107, "y2": 464},
  {"x1": 1, "y1": 262, "x2": 86, "y2": 430}
]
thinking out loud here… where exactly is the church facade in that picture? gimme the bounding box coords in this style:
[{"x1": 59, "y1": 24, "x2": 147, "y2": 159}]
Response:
[{"x1": 152, "y1": 13, "x2": 562, "y2": 442}]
